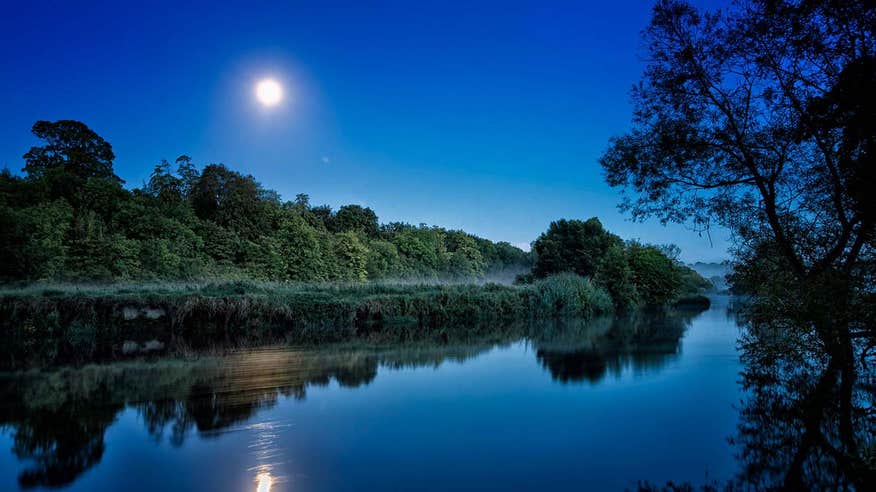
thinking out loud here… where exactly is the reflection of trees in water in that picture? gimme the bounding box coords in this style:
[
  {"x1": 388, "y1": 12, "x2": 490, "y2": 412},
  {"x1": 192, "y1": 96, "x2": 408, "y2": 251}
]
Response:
[
  {"x1": 12, "y1": 304, "x2": 872, "y2": 491},
  {"x1": 0, "y1": 379, "x2": 119, "y2": 489},
  {"x1": 537, "y1": 349, "x2": 609, "y2": 383},
  {"x1": 730, "y1": 315, "x2": 876, "y2": 490},
  {"x1": 0, "y1": 311, "x2": 707, "y2": 489},
  {"x1": 632, "y1": 304, "x2": 874, "y2": 492},
  {"x1": 533, "y1": 309, "x2": 696, "y2": 384},
  {"x1": 0, "y1": 339, "x2": 504, "y2": 488},
  {"x1": 138, "y1": 349, "x2": 383, "y2": 446}
]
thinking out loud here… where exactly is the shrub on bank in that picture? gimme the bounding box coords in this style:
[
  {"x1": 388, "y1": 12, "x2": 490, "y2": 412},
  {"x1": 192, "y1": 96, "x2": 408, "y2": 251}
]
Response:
[{"x1": 529, "y1": 273, "x2": 614, "y2": 318}]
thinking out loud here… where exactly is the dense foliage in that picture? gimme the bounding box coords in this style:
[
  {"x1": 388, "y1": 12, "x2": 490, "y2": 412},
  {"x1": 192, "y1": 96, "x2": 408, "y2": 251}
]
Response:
[
  {"x1": 599, "y1": 0, "x2": 875, "y2": 309},
  {"x1": 0, "y1": 120, "x2": 530, "y2": 283},
  {"x1": 528, "y1": 218, "x2": 706, "y2": 308}
]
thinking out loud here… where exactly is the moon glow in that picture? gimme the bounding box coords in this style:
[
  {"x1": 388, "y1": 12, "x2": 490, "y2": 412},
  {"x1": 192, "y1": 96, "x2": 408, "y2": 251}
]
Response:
[{"x1": 255, "y1": 79, "x2": 283, "y2": 107}]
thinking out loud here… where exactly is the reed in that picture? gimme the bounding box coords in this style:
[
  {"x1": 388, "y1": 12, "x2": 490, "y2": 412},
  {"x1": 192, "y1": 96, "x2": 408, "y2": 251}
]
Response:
[{"x1": 0, "y1": 275, "x2": 618, "y2": 369}]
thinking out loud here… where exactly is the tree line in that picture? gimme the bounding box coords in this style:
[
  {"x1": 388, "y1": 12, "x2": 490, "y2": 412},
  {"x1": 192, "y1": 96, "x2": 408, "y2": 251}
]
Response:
[
  {"x1": 0, "y1": 118, "x2": 706, "y2": 313},
  {"x1": 0, "y1": 120, "x2": 530, "y2": 282}
]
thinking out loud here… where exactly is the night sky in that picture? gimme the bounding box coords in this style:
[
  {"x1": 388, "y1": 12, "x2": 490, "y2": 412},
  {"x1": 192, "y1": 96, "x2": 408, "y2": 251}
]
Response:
[{"x1": 0, "y1": 0, "x2": 731, "y2": 262}]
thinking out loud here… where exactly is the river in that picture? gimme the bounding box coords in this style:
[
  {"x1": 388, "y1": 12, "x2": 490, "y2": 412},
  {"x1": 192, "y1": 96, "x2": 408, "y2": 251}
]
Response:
[{"x1": 0, "y1": 297, "x2": 744, "y2": 491}]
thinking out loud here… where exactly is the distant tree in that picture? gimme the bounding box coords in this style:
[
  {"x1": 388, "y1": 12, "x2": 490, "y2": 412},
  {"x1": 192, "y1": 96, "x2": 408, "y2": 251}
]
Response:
[
  {"x1": 491, "y1": 241, "x2": 532, "y2": 268},
  {"x1": 594, "y1": 243, "x2": 639, "y2": 309},
  {"x1": 309, "y1": 205, "x2": 333, "y2": 230},
  {"x1": 676, "y1": 264, "x2": 713, "y2": 295},
  {"x1": 531, "y1": 218, "x2": 621, "y2": 278},
  {"x1": 195, "y1": 219, "x2": 240, "y2": 266},
  {"x1": 22, "y1": 121, "x2": 123, "y2": 207},
  {"x1": 190, "y1": 164, "x2": 270, "y2": 238},
  {"x1": 145, "y1": 160, "x2": 183, "y2": 205},
  {"x1": 65, "y1": 211, "x2": 117, "y2": 280},
  {"x1": 276, "y1": 213, "x2": 326, "y2": 281},
  {"x1": 331, "y1": 204, "x2": 379, "y2": 236},
  {"x1": 294, "y1": 193, "x2": 310, "y2": 209},
  {"x1": 600, "y1": 0, "x2": 875, "y2": 287},
  {"x1": 365, "y1": 240, "x2": 402, "y2": 279},
  {"x1": 332, "y1": 231, "x2": 369, "y2": 281},
  {"x1": 0, "y1": 168, "x2": 39, "y2": 208},
  {"x1": 391, "y1": 226, "x2": 446, "y2": 275},
  {"x1": 625, "y1": 242, "x2": 682, "y2": 306},
  {"x1": 381, "y1": 222, "x2": 412, "y2": 235},
  {"x1": 77, "y1": 176, "x2": 127, "y2": 226},
  {"x1": 241, "y1": 236, "x2": 285, "y2": 280},
  {"x1": 174, "y1": 155, "x2": 198, "y2": 199},
  {"x1": 0, "y1": 200, "x2": 73, "y2": 280},
  {"x1": 444, "y1": 231, "x2": 486, "y2": 277},
  {"x1": 23, "y1": 120, "x2": 120, "y2": 183}
]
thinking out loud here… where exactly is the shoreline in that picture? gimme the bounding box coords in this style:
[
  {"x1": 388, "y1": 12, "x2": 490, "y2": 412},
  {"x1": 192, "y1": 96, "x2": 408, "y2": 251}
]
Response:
[{"x1": 0, "y1": 278, "x2": 709, "y2": 370}]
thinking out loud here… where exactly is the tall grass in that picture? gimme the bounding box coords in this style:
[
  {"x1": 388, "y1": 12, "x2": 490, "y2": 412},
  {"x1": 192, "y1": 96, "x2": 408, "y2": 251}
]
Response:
[
  {"x1": 0, "y1": 275, "x2": 615, "y2": 369},
  {"x1": 529, "y1": 273, "x2": 615, "y2": 318}
]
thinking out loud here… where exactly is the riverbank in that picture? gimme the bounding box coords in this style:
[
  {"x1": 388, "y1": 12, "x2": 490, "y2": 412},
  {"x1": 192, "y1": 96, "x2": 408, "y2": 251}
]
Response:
[{"x1": 0, "y1": 275, "x2": 709, "y2": 369}]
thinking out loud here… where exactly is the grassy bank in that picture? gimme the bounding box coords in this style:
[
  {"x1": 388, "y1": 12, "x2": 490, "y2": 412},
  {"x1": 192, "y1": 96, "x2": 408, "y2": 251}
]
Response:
[{"x1": 0, "y1": 273, "x2": 623, "y2": 369}]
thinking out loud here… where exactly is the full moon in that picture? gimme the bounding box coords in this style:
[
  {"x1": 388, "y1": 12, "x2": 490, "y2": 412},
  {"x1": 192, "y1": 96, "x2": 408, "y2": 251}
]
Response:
[{"x1": 255, "y1": 78, "x2": 283, "y2": 107}]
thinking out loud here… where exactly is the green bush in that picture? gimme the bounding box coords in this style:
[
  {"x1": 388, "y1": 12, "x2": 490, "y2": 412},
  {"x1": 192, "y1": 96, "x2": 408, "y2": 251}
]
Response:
[
  {"x1": 594, "y1": 243, "x2": 639, "y2": 310},
  {"x1": 529, "y1": 273, "x2": 614, "y2": 318},
  {"x1": 626, "y1": 242, "x2": 683, "y2": 306}
]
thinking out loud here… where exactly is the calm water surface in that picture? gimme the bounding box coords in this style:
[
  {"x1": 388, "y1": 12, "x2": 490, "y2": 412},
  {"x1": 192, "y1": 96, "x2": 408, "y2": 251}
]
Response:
[{"x1": 0, "y1": 297, "x2": 742, "y2": 491}]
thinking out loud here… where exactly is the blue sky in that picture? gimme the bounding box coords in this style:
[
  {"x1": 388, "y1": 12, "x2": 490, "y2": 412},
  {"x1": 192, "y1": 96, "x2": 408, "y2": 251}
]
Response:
[{"x1": 0, "y1": 0, "x2": 731, "y2": 262}]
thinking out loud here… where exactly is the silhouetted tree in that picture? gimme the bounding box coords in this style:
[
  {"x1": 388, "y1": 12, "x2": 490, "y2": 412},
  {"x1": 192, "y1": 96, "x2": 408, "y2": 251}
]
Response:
[
  {"x1": 23, "y1": 120, "x2": 120, "y2": 183},
  {"x1": 190, "y1": 164, "x2": 271, "y2": 239},
  {"x1": 22, "y1": 120, "x2": 122, "y2": 206},
  {"x1": 145, "y1": 159, "x2": 183, "y2": 205},
  {"x1": 600, "y1": 0, "x2": 874, "y2": 287},
  {"x1": 175, "y1": 155, "x2": 199, "y2": 199}
]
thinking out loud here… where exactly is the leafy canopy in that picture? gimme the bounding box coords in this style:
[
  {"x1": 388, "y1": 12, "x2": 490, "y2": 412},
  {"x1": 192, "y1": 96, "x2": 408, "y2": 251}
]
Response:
[{"x1": 600, "y1": 0, "x2": 875, "y2": 284}]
